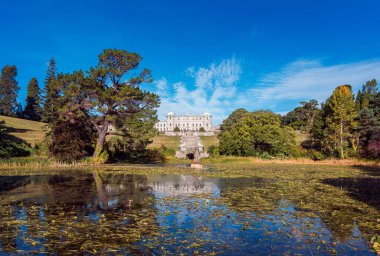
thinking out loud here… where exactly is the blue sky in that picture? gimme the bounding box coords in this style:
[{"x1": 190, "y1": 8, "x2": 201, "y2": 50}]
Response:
[{"x1": 1, "y1": 0, "x2": 380, "y2": 124}]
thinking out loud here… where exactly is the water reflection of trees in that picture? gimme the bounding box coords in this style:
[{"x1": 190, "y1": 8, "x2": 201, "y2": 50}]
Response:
[{"x1": 0, "y1": 173, "x2": 160, "y2": 254}]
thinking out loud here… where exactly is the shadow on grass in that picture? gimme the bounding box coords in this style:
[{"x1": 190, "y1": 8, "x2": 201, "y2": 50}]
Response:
[
  {"x1": 0, "y1": 133, "x2": 31, "y2": 158},
  {"x1": 352, "y1": 164, "x2": 380, "y2": 177},
  {"x1": 4, "y1": 127, "x2": 34, "y2": 133},
  {"x1": 322, "y1": 176, "x2": 380, "y2": 210}
]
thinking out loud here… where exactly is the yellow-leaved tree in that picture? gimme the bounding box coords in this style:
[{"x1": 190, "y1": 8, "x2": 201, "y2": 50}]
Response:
[{"x1": 325, "y1": 85, "x2": 358, "y2": 158}]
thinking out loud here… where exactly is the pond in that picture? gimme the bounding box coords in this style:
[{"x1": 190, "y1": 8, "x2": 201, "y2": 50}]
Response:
[{"x1": 0, "y1": 171, "x2": 378, "y2": 255}]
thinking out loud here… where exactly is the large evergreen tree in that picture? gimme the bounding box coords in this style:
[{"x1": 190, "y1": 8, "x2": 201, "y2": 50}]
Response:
[
  {"x1": 0, "y1": 65, "x2": 19, "y2": 116},
  {"x1": 48, "y1": 71, "x2": 95, "y2": 162},
  {"x1": 88, "y1": 49, "x2": 160, "y2": 157},
  {"x1": 23, "y1": 78, "x2": 42, "y2": 121},
  {"x1": 42, "y1": 57, "x2": 59, "y2": 123},
  {"x1": 47, "y1": 49, "x2": 159, "y2": 162}
]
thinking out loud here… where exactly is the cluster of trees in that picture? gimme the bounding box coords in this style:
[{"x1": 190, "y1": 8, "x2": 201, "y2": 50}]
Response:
[
  {"x1": 285, "y1": 81, "x2": 379, "y2": 159},
  {"x1": 0, "y1": 65, "x2": 43, "y2": 121},
  {"x1": 217, "y1": 79, "x2": 379, "y2": 159},
  {"x1": 309, "y1": 80, "x2": 379, "y2": 159},
  {"x1": 0, "y1": 49, "x2": 161, "y2": 162},
  {"x1": 217, "y1": 109, "x2": 296, "y2": 157}
]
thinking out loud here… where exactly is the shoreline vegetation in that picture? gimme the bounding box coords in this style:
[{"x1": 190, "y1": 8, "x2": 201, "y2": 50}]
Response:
[{"x1": 0, "y1": 156, "x2": 379, "y2": 171}]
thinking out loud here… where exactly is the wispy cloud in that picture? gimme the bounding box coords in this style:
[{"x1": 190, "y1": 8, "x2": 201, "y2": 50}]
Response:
[
  {"x1": 154, "y1": 58, "x2": 380, "y2": 124},
  {"x1": 154, "y1": 57, "x2": 241, "y2": 124},
  {"x1": 241, "y1": 59, "x2": 380, "y2": 111}
]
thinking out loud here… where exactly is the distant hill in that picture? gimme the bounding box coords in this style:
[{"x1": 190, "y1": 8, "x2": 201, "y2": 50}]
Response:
[{"x1": 0, "y1": 116, "x2": 46, "y2": 146}]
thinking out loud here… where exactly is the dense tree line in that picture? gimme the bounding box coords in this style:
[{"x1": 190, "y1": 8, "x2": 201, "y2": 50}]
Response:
[
  {"x1": 284, "y1": 80, "x2": 378, "y2": 159},
  {"x1": 0, "y1": 49, "x2": 160, "y2": 162},
  {"x1": 218, "y1": 79, "x2": 379, "y2": 160}
]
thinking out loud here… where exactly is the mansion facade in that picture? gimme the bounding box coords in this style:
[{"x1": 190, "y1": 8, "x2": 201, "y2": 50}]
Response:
[{"x1": 155, "y1": 112, "x2": 213, "y2": 133}]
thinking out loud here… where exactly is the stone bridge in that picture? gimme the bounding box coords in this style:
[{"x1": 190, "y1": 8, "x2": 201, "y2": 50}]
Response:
[{"x1": 175, "y1": 132, "x2": 209, "y2": 159}]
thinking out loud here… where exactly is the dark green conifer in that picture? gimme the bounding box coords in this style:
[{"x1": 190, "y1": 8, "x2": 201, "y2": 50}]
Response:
[
  {"x1": 42, "y1": 57, "x2": 58, "y2": 123},
  {"x1": 24, "y1": 78, "x2": 42, "y2": 121},
  {"x1": 0, "y1": 65, "x2": 19, "y2": 116}
]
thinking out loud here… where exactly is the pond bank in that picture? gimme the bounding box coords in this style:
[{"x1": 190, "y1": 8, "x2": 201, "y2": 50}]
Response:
[{"x1": 0, "y1": 156, "x2": 379, "y2": 171}]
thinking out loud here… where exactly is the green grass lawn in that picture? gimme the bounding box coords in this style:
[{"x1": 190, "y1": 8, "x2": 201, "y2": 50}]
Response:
[
  {"x1": 200, "y1": 135, "x2": 219, "y2": 151},
  {"x1": 149, "y1": 135, "x2": 181, "y2": 151},
  {"x1": 149, "y1": 134, "x2": 219, "y2": 153},
  {"x1": 0, "y1": 115, "x2": 47, "y2": 146}
]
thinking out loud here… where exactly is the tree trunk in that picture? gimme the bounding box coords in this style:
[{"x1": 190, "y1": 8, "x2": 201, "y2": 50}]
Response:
[
  {"x1": 93, "y1": 171, "x2": 108, "y2": 210},
  {"x1": 351, "y1": 136, "x2": 358, "y2": 152},
  {"x1": 93, "y1": 120, "x2": 109, "y2": 157},
  {"x1": 340, "y1": 121, "x2": 344, "y2": 159}
]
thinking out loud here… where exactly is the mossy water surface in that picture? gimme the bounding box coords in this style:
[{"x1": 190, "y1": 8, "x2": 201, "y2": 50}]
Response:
[{"x1": 0, "y1": 163, "x2": 379, "y2": 254}]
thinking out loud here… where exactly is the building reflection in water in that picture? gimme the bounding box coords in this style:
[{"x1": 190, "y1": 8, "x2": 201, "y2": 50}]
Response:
[{"x1": 146, "y1": 174, "x2": 220, "y2": 196}]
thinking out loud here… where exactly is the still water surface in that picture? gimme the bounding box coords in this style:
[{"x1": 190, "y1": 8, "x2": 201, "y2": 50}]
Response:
[{"x1": 0, "y1": 172, "x2": 377, "y2": 255}]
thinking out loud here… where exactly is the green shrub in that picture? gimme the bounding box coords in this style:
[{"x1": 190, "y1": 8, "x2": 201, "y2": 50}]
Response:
[
  {"x1": 207, "y1": 145, "x2": 220, "y2": 157},
  {"x1": 164, "y1": 148, "x2": 176, "y2": 157},
  {"x1": 308, "y1": 150, "x2": 325, "y2": 161},
  {"x1": 260, "y1": 152, "x2": 274, "y2": 160},
  {"x1": 293, "y1": 146, "x2": 309, "y2": 158}
]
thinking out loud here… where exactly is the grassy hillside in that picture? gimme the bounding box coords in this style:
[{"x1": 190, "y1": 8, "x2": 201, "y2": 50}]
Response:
[
  {"x1": 149, "y1": 135, "x2": 180, "y2": 151},
  {"x1": 200, "y1": 135, "x2": 219, "y2": 151},
  {"x1": 150, "y1": 134, "x2": 220, "y2": 152},
  {"x1": 0, "y1": 116, "x2": 46, "y2": 146}
]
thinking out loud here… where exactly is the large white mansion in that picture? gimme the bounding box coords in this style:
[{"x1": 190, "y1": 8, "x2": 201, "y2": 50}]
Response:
[{"x1": 155, "y1": 112, "x2": 213, "y2": 133}]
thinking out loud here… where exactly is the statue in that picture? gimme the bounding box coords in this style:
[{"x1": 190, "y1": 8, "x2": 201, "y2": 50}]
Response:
[
  {"x1": 191, "y1": 147, "x2": 203, "y2": 170},
  {"x1": 194, "y1": 148, "x2": 200, "y2": 162}
]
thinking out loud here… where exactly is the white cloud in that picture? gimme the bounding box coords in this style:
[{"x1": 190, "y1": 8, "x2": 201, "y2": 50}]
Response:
[
  {"x1": 154, "y1": 77, "x2": 168, "y2": 97},
  {"x1": 156, "y1": 57, "x2": 242, "y2": 124},
  {"x1": 240, "y1": 59, "x2": 380, "y2": 111},
  {"x1": 155, "y1": 58, "x2": 380, "y2": 124}
]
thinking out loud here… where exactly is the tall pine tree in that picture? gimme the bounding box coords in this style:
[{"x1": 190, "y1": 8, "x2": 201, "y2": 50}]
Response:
[
  {"x1": 42, "y1": 57, "x2": 58, "y2": 123},
  {"x1": 23, "y1": 78, "x2": 42, "y2": 121},
  {"x1": 0, "y1": 65, "x2": 19, "y2": 117}
]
